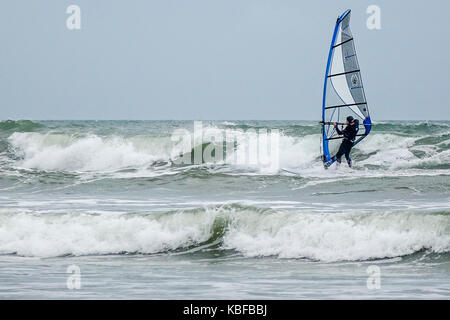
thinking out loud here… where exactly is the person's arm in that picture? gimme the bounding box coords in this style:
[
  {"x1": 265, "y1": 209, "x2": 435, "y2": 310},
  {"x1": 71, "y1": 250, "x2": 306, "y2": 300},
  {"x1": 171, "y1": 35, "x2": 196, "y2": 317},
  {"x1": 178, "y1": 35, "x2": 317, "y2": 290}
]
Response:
[{"x1": 333, "y1": 123, "x2": 345, "y2": 135}]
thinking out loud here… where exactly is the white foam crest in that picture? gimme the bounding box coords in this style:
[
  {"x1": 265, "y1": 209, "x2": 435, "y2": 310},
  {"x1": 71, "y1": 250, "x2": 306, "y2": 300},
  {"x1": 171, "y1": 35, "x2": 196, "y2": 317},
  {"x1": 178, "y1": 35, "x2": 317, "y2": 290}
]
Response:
[
  {"x1": 8, "y1": 132, "x2": 175, "y2": 172},
  {"x1": 358, "y1": 134, "x2": 449, "y2": 169},
  {"x1": 356, "y1": 133, "x2": 416, "y2": 154},
  {"x1": 6, "y1": 128, "x2": 448, "y2": 174},
  {"x1": 280, "y1": 132, "x2": 450, "y2": 173},
  {"x1": 0, "y1": 207, "x2": 449, "y2": 261},
  {"x1": 221, "y1": 121, "x2": 237, "y2": 126},
  {"x1": 229, "y1": 132, "x2": 320, "y2": 174},
  {"x1": 0, "y1": 210, "x2": 215, "y2": 257},
  {"x1": 278, "y1": 134, "x2": 320, "y2": 168},
  {"x1": 223, "y1": 209, "x2": 450, "y2": 261}
]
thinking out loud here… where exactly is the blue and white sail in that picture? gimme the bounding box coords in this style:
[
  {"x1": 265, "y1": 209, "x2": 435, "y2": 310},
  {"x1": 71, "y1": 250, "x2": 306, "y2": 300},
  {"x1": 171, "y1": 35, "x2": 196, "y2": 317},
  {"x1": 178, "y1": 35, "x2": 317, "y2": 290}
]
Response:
[{"x1": 321, "y1": 10, "x2": 371, "y2": 167}]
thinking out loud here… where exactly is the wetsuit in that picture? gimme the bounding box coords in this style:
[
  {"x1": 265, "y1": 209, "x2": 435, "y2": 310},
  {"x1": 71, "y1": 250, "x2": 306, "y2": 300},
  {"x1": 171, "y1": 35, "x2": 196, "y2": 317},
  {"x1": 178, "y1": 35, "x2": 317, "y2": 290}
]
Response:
[{"x1": 334, "y1": 121, "x2": 358, "y2": 167}]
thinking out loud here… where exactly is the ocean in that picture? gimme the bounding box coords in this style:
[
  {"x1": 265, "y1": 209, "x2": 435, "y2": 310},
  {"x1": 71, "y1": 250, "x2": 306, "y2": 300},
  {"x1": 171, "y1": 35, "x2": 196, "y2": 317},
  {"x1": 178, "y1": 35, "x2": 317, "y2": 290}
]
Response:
[{"x1": 0, "y1": 120, "x2": 449, "y2": 299}]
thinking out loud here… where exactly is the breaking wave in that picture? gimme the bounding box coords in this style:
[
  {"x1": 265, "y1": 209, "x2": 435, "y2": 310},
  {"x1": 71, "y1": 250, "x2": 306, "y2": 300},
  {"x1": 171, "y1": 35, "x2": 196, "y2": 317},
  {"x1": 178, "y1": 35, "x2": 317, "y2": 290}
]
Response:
[
  {"x1": 1, "y1": 120, "x2": 449, "y2": 175},
  {"x1": 0, "y1": 204, "x2": 449, "y2": 261}
]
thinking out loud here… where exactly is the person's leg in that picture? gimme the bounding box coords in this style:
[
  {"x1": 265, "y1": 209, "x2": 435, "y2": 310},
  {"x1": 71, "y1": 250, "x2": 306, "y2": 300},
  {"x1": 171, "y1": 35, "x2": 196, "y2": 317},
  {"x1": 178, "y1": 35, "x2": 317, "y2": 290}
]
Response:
[
  {"x1": 335, "y1": 142, "x2": 345, "y2": 163},
  {"x1": 344, "y1": 141, "x2": 353, "y2": 167},
  {"x1": 345, "y1": 152, "x2": 352, "y2": 167}
]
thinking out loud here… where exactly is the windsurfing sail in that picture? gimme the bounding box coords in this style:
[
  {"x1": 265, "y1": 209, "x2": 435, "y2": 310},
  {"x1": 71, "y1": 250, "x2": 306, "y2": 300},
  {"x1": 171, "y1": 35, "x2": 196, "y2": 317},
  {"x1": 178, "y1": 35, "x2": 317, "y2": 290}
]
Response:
[{"x1": 321, "y1": 9, "x2": 371, "y2": 167}]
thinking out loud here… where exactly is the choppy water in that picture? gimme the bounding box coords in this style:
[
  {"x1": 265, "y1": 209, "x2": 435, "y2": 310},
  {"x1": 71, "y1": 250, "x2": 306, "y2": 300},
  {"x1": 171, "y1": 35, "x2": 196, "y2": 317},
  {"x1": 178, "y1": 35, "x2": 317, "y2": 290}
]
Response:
[{"x1": 0, "y1": 120, "x2": 449, "y2": 299}]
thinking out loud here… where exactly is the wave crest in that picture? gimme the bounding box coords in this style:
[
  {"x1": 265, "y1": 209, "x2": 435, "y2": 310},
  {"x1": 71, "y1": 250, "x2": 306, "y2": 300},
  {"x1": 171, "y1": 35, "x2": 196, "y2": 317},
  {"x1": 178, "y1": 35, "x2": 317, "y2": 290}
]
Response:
[
  {"x1": 2, "y1": 121, "x2": 450, "y2": 174},
  {"x1": 0, "y1": 120, "x2": 44, "y2": 133},
  {"x1": 1, "y1": 205, "x2": 449, "y2": 261}
]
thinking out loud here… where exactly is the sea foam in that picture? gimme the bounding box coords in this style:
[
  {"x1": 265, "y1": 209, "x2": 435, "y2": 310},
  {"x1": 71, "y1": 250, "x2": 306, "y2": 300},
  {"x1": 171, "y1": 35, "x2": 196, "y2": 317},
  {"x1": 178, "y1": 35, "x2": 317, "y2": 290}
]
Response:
[{"x1": 0, "y1": 206, "x2": 448, "y2": 261}]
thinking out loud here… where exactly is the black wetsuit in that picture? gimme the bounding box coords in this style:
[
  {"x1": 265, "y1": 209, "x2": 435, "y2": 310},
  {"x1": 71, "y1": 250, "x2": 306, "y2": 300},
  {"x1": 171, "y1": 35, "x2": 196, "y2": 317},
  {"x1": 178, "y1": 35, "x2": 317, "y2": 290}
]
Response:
[{"x1": 334, "y1": 121, "x2": 358, "y2": 166}]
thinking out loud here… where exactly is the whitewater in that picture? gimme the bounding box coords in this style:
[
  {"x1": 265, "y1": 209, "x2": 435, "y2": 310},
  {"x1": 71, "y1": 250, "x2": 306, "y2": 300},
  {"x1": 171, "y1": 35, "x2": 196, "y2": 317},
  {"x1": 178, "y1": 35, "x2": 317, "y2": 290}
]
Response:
[{"x1": 0, "y1": 120, "x2": 449, "y2": 299}]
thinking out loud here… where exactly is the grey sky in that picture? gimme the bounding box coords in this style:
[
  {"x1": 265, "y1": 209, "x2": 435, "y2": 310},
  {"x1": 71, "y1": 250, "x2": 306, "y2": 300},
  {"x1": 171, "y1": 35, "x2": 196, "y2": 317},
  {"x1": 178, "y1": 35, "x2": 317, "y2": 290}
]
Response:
[{"x1": 0, "y1": 0, "x2": 449, "y2": 120}]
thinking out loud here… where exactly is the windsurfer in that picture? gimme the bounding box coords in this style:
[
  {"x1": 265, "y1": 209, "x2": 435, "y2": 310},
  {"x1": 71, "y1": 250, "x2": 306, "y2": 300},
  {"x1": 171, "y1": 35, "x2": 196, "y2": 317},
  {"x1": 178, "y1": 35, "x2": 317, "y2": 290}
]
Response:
[{"x1": 333, "y1": 116, "x2": 359, "y2": 167}]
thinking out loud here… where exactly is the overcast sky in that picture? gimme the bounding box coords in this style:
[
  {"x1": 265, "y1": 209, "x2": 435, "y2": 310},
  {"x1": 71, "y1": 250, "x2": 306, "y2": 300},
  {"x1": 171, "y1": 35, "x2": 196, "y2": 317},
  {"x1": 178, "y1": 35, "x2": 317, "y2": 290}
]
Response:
[{"x1": 0, "y1": 0, "x2": 449, "y2": 120}]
